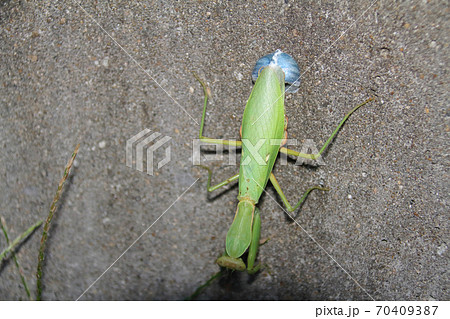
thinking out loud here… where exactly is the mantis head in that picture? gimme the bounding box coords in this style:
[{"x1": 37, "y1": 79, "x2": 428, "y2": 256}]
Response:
[{"x1": 216, "y1": 255, "x2": 246, "y2": 272}]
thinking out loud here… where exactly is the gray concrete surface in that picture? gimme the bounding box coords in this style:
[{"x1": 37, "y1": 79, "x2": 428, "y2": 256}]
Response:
[{"x1": 0, "y1": 0, "x2": 448, "y2": 300}]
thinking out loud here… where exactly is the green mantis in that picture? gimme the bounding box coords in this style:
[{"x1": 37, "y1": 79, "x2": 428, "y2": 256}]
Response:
[{"x1": 196, "y1": 50, "x2": 372, "y2": 274}]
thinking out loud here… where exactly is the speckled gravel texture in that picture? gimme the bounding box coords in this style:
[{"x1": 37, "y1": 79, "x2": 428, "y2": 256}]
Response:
[{"x1": 0, "y1": 1, "x2": 448, "y2": 300}]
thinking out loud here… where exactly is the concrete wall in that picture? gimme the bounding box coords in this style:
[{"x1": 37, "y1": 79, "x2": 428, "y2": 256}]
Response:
[{"x1": 0, "y1": 0, "x2": 447, "y2": 300}]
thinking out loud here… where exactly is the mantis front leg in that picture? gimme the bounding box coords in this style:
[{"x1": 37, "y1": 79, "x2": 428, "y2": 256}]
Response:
[
  {"x1": 246, "y1": 207, "x2": 261, "y2": 274},
  {"x1": 280, "y1": 98, "x2": 373, "y2": 160},
  {"x1": 216, "y1": 207, "x2": 262, "y2": 274}
]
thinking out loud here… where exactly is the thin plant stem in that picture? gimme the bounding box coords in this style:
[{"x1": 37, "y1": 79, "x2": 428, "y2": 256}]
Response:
[
  {"x1": 0, "y1": 219, "x2": 43, "y2": 261},
  {"x1": 36, "y1": 144, "x2": 80, "y2": 301},
  {"x1": 0, "y1": 216, "x2": 35, "y2": 300}
]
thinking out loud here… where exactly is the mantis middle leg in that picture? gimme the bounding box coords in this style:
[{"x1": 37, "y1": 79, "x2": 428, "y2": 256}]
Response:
[
  {"x1": 246, "y1": 208, "x2": 261, "y2": 274},
  {"x1": 280, "y1": 98, "x2": 373, "y2": 160},
  {"x1": 194, "y1": 72, "x2": 242, "y2": 148},
  {"x1": 194, "y1": 73, "x2": 241, "y2": 193}
]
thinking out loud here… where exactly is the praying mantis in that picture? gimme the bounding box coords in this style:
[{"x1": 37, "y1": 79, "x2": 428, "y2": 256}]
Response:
[{"x1": 195, "y1": 50, "x2": 372, "y2": 274}]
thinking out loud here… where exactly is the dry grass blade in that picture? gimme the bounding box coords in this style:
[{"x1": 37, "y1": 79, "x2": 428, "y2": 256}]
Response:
[{"x1": 36, "y1": 144, "x2": 80, "y2": 300}]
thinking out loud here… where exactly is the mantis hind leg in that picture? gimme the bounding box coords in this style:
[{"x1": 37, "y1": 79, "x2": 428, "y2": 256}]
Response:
[
  {"x1": 193, "y1": 72, "x2": 242, "y2": 148},
  {"x1": 279, "y1": 98, "x2": 373, "y2": 160},
  {"x1": 270, "y1": 173, "x2": 329, "y2": 213}
]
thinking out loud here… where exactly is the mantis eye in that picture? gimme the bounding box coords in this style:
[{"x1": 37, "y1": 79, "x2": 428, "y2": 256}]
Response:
[{"x1": 251, "y1": 49, "x2": 300, "y2": 93}]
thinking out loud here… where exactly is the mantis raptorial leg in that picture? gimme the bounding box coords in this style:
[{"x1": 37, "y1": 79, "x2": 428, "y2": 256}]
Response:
[
  {"x1": 216, "y1": 207, "x2": 262, "y2": 274},
  {"x1": 246, "y1": 208, "x2": 261, "y2": 274}
]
